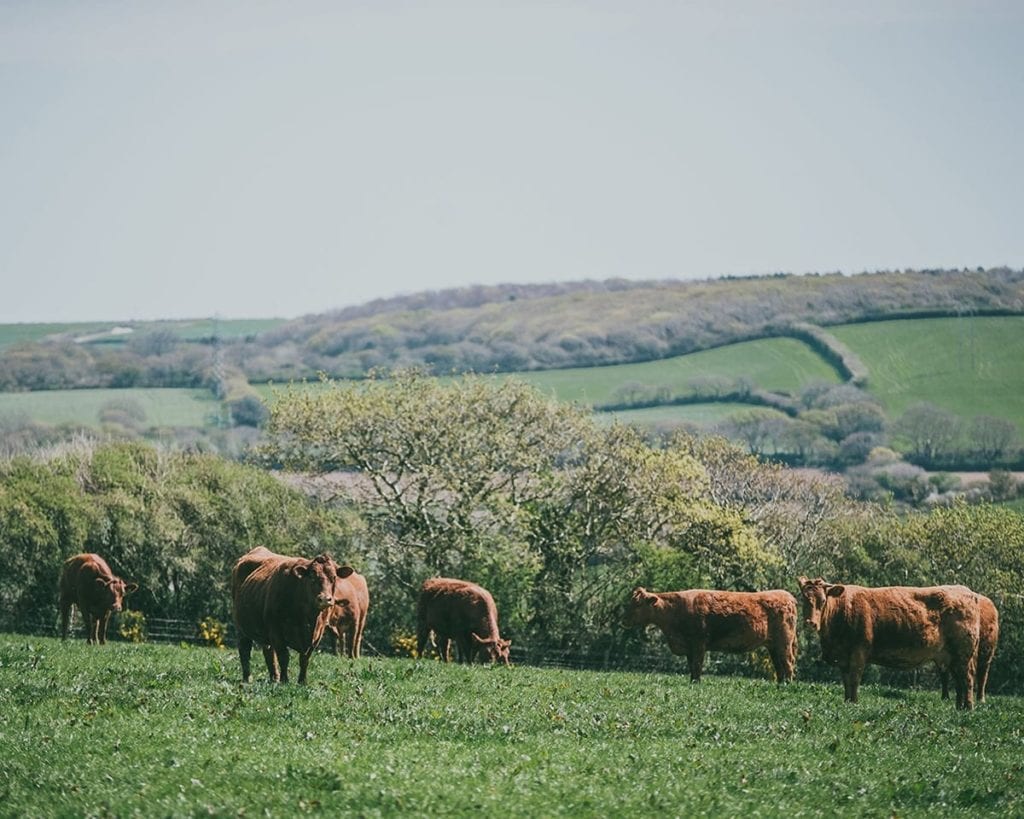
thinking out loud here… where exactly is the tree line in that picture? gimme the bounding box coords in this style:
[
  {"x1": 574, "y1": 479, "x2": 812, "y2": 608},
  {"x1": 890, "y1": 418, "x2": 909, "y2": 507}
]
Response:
[
  {"x1": 1, "y1": 268, "x2": 1021, "y2": 391},
  {"x1": 4, "y1": 374, "x2": 1019, "y2": 690}
]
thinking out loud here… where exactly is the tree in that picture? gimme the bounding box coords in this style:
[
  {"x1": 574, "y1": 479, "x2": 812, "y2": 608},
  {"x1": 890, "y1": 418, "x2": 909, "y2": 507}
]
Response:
[
  {"x1": 892, "y1": 403, "x2": 963, "y2": 464},
  {"x1": 968, "y1": 416, "x2": 1019, "y2": 463}
]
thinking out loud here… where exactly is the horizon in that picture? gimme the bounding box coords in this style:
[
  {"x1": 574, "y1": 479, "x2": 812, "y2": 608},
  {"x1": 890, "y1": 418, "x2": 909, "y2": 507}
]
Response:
[{"x1": 3, "y1": 2, "x2": 1023, "y2": 323}]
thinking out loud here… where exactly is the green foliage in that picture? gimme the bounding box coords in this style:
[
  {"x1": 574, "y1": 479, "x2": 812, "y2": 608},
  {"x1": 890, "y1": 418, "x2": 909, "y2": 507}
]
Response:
[
  {"x1": 1, "y1": 638, "x2": 1023, "y2": 817},
  {"x1": 117, "y1": 609, "x2": 147, "y2": 643},
  {"x1": 0, "y1": 442, "x2": 357, "y2": 630}
]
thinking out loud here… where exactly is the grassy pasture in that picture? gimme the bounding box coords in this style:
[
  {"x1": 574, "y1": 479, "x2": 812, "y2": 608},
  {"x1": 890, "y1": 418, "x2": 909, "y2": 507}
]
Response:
[
  {"x1": 0, "y1": 318, "x2": 286, "y2": 351},
  {"x1": 832, "y1": 316, "x2": 1024, "y2": 429},
  {"x1": 509, "y1": 337, "x2": 841, "y2": 406},
  {"x1": 0, "y1": 388, "x2": 218, "y2": 428},
  {"x1": 1, "y1": 636, "x2": 1020, "y2": 817}
]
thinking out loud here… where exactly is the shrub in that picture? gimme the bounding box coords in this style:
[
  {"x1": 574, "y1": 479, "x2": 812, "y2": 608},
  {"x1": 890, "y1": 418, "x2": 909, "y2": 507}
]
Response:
[
  {"x1": 118, "y1": 610, "x2": 147, "y2": 643},
  {"x1": 197, "y1": 616, "x2": 227, "y2": 648}
]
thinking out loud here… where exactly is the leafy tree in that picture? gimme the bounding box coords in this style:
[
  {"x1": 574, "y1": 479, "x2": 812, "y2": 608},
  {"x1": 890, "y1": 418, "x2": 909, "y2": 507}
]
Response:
[{"x1": 893, "y1": 402, "x2": 963, "y2": 464}]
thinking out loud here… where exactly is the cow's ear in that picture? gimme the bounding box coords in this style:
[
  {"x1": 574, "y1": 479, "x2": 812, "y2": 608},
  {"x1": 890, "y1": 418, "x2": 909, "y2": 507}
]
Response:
[
  {"x1": 797, "y1": 575, "x2": 809, "y2": 587},
  {"x1": 95, "y1": 577, "x2": 109, "y2": 587},
  {"x1": 471, "y1": 633, "x2": 490, "y2": 645},
  {"x1": 826, "y1": 584, "x2": 845, "y2": 598},
  {"x1": 293, "y1": 563, "x2": 309, "y2": 578},
  {"x1": 501, "y1": 639, "x2": 512, "y2": 649},
  {"x1": 337, "y1": 565, "x2": 354, "y2": 579},
  {"x1": 125, "y1": 582, "x2": 139, "y2": 594}
]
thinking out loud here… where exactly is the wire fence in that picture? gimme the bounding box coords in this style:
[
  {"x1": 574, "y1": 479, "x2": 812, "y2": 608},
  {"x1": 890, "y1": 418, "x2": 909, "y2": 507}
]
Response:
[{"x1": 8, "y1": 614, "x2": 1013, "y2": 693}]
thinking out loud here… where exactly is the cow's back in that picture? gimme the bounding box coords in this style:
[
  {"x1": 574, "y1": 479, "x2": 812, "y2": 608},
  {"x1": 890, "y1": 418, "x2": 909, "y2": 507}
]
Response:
[
  {"x1": 827, "y1": 584, "x2": 979, "y2": 669},
  {"x1": 231, "y1": 549, "x2": 295, "y2": 646},
  {"x1": 418, "y1": 577, "x2": 495, "y2": 634},
  {"x1": 59, "y1": 553, "x2": 114, "y2": 608}
]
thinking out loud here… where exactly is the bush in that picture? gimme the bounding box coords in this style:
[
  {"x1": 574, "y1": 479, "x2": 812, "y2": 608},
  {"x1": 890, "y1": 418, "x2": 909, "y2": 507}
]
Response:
[{"x1": 118, "y1": 610, "x2": 147, "y2": 643}]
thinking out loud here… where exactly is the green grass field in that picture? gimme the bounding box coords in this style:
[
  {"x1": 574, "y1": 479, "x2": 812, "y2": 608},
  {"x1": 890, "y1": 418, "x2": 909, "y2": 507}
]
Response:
[
  {"x1": 0, "y1": 388, "x2": 218, "y2": 428},
  {"x1": 832, "y1": 316, "x2": 1024, "y2": 429},
  {"x1": 509, "y1": 337, "x2": 841, "y2": 406},
  {"x1": 0, "y1": 318, "x2": 286, "y2": 351},
  {"x1": 1, "y1": 636, "x2": 1020, "y2": 817}
]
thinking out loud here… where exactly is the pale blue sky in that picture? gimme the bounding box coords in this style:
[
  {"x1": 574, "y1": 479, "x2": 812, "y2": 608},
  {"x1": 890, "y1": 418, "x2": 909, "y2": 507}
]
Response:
[{"x1": 2, "y1": 1, "x2": 1022, "y2": 322}]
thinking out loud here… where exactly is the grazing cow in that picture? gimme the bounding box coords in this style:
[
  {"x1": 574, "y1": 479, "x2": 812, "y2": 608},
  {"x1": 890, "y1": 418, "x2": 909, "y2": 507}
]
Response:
[
  {"x1": 58, "y1": 553, "x2": 138, "y2": 645},
  {"x1": 416, "y1": 577, "x2": 511, "y2": 665},
  {"x1": 231, "y1": 546, "x2": 351, "y2": 683},
  {"x1": 797, "y1": 576, "x2": 981, "y2": 710},
  {"x1": 940, "y1": 593, "x2": 999, "y2": 703},
  {"x1": 624, "y1": 586, "x2": 798, "y2": 683},
  {"x1": 326, "y1": 569, "x2": 370, "y2": 658}
]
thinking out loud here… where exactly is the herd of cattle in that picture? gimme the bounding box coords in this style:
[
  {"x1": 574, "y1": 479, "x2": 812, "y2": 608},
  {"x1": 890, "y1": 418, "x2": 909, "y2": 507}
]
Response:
[{"x1": 56, "y1": 549, "x2": 1000, "y2": 710}]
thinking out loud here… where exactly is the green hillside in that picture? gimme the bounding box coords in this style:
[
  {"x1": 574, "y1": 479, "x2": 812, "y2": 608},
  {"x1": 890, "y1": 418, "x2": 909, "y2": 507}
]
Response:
[
  {"x1": 508, "y1": 336, "x2": 840, "y2": 406},
  {"x1": 833, "y1": 316, "x2": 1024, "y2": 429},
  {"x1": 0, "y1": 388, "x2": 218, "y2": 428},
  {"x1": 605, "y1": 403, "x2": 787, "y2": 427}
]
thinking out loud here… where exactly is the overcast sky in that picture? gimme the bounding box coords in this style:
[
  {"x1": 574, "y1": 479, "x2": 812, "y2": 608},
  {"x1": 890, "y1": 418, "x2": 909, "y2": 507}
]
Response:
[{"x1": 2, "y1": 1, "x2": 1022, "y2": 323}]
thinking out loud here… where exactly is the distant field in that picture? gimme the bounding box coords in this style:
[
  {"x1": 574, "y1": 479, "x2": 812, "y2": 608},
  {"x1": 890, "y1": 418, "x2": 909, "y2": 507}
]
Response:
[
  {"x1": 832, "y1": 316, "x2": 1024, "y2": 429},
  {"x1": 508, "y1": 337, "x2": 841, "y2": 406},
  {"x1": 0, "y1": 388, "x2": 217, "y2": 428},
  {"x1": 0, "y1": 318, "x2": 286, "y2": 350},
  {"x1": 1, "y1": 636, "x2": 1021, "y2": 817}
]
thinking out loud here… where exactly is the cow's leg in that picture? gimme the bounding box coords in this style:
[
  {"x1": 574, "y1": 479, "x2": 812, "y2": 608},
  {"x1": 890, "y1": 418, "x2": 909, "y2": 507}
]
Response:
[
  {"x1": 277, "y1": 645, "x2": 291, "y2": 683},
  {"x1": 841, "y1": 660, "x2": 865, "y2": 703},
  {"x1": 769, "y1": 642, "x2": 794, "y2": 684},
  {"x1": 298, "y1": 648, "x2": 313, "y2": 684},
  {"x1": 976, "y1": 648, "x2": 994, "y2": 703},
  {"x1": 687, "y1": 645, "x2": 706, "y2": 682},
  {"x1": 262, "y1": 646, "x2": 279, "y2": 682},
  {"x1": 83, "y1": 613, "x2": 95, "y2": 645},
  {"x1": 951, "y1": 654, "x2": 976, "y2": 711},
  {"x1": 354, "y1": 612, "x2": 366, "y2": 659},
  {"x1": 939, "y1": 668, "x2": 951, "y2": 700},
  {"x1": 238, "y1": 636, "x2": 254, "y2": 683},
  {"x1": 98, "y1": 612, "x2": 110, "y2": 645},
  {"x1": 416, "y1": 623, "x2": 431, "y2": 659},
  {"x1": 59, "y1": 602, "x2": 72, "y2": 641},
  {"x1": 345, "y1": 623, "x2": 356, "y2": 659}
]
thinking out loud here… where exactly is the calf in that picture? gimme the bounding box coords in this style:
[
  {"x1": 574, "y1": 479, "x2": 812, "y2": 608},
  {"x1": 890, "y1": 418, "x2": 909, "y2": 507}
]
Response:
[
  {"x1": 326, "y1": 569, "x2": 370, "y2": 658},
  {"x1": 797, "y1": 576, "x2": 981, "y2": 710},
  {"x1": 940, "y1": 593, "x2": 998, "y2": 703},
  {"x1": 231, "y1": 546, "x2": 350, "y2": 683},
  {"x1": 58, "y1": 553, "x2": 138, "y2": 644},
  {"x1": 624, "y1": 586, "x2": 798, "y2": 683},
  {"x1": 416, "y1": 577, "x2": 511, "y2": 665}
]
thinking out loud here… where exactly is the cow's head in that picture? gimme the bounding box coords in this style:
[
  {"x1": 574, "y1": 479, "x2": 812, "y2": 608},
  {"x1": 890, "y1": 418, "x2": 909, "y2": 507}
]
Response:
[
  {"x1": 95, "y1": 576, "x2": 138, "y2": 612},
  {"x1": 797, "y1": 575, "x2": 844, "y2": 631},
  {"x1": 471, "y1": 633, "x2": 512, "y2": 666},
  {"x1": 293, "y1": 554, "x2": 347, "y2": 611},
  {"x1": 623, "y1": 587, "x2": 659, "y2": 627}
]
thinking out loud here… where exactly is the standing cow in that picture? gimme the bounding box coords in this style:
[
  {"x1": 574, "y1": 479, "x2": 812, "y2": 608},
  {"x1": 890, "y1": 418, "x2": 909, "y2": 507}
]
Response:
[
  {"x1": 797, "y1": 576, "x2": 981, "y2": 710},
  {"x1": 416, "y1": 578, "x2": 511, "y2": 665},
  {"x1": 58, "y1": 553, "x2": 138, "y2": 644},
  {"x1": 940, "y1": 593, "x2": 999, "y2": 704},
  {"x1": 326, "y1": 569, "x2": 370, "y2": 658},
  {"x1": 231, "y1": 546, "x2": 351, "y2": 683},
  {"x1": 624, "y1": 586, "x2": 798, "y2": 683}
]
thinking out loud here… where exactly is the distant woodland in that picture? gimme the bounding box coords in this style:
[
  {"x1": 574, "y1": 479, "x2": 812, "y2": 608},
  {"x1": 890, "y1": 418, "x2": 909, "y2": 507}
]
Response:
[{"x1": 2, "y1": 268, "x2": 1022, "y2": 390}]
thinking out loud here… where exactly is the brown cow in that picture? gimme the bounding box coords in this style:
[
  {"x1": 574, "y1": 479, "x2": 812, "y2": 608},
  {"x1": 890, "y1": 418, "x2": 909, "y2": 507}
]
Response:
[
  {"x1": 797, "y1": 576, "x2": 981, "y2": 710},
  {"x1": 416, "y1": 577, "x2": 511, "y2": 665},
  {"x1": 326, "y1": 569, "x2": 370, "y2": 658},
  {"x1": 940, "y1": 593, "x2": 999, "y2": 703},
  {"x1": 58, "y1": 553, "x2": 138, "y2": 644},
  {"x1": 231, "y1": 546, "x2": 351, "y2": 683},
  {"x1": 624, "y1": 586, "x2": 798, "y2": 683}
]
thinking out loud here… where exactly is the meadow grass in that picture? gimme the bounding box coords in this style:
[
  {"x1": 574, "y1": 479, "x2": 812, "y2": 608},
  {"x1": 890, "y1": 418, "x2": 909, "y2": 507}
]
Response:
[
  {"x1": 1, "y1": 635, "x2": 1020, "y2": 817},
  {"x1": 508, "y1": 337, "x2": 841, "y2": 406},
  {"x1": 0, "y1": 319, "x2": 286, "y2": 351},
  {"x1": 0, "y1": 388, "x2": 218, "y2": 428},
  {"x1": 831, "y1": 316, "x2": 1024, "y2": 429}
]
